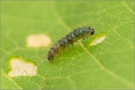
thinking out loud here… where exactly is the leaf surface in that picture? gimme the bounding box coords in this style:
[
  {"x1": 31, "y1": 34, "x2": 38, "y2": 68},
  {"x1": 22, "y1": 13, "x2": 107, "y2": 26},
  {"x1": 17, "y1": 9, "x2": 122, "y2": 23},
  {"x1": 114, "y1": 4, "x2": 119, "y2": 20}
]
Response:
[{"x1": 1, "y1": 1, "x2": 134, "y2": 89}]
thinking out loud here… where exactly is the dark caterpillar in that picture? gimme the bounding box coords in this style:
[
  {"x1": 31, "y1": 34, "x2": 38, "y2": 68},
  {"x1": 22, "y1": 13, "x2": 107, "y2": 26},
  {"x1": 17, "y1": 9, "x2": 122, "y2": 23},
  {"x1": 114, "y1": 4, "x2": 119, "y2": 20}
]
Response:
[{"x1": 47, "y1": 26, "x2": 95, "y2": 61}]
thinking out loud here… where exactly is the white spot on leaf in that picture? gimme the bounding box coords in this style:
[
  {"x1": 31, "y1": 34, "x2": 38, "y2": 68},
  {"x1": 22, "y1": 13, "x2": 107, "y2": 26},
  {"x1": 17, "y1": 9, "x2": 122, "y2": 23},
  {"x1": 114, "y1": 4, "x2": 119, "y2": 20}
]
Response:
[
  {"x1": 90, "y1": 33, "x2": 106, "y2": 46},
  {"x1": 26, "y1": 34, "x2": 51, "y2": 48},
  {"x1": 8, "y1": 58, "x2": 37, "y2": 77}
]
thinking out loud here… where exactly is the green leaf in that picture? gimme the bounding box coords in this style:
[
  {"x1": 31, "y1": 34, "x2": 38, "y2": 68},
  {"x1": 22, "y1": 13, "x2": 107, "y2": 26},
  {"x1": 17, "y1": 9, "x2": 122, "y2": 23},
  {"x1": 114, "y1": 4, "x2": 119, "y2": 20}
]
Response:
[{"x1": 1, "y1": 1, "x2": 134, "y2": 89}]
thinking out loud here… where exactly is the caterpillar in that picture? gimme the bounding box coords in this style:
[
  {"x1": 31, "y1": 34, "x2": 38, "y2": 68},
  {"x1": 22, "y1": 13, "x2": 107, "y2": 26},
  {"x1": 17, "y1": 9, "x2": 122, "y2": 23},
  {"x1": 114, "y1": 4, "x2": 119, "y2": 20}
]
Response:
[{"x1": 47, "y1": 26, "x2": 95, "y2": 61}]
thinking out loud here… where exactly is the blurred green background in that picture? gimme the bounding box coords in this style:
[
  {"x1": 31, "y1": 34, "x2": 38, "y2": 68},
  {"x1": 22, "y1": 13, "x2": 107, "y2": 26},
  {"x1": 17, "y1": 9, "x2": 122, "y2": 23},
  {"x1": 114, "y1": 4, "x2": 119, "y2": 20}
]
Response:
[{"x1": 1, "y1": 0, "x2": 134, "y2": 89}]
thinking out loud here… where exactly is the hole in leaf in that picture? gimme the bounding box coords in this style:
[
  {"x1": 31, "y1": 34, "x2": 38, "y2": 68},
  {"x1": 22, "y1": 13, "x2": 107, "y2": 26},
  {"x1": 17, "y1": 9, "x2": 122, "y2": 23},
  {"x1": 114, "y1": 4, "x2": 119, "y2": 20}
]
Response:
[
  {"x1": 26, "y1": 34, "x2": 51, "y2": 48},
  {"x1": 89, "y1": 33, "x2": 106, "y2": 46},
  {"x1": 8, "y1": 57, "x2": 37, "y2": 77}
]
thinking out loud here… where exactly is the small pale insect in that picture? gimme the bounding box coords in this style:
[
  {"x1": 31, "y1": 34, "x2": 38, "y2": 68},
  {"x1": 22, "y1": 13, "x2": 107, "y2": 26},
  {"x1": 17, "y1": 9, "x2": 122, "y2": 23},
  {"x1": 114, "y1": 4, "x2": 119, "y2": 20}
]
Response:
[{"x1": 47, "y1": 26, "x2": 95, "y2": 61}]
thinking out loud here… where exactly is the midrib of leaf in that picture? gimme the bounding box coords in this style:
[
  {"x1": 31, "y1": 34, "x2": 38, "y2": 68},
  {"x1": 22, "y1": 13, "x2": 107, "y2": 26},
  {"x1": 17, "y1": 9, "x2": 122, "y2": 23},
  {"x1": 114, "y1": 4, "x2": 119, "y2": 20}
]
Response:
[
  {"x1": 79, "y1": 41, "x2": 134, "y2": 87},
  {"x1": 51, "y1": 1, "x2": 134, "y2": 88}
]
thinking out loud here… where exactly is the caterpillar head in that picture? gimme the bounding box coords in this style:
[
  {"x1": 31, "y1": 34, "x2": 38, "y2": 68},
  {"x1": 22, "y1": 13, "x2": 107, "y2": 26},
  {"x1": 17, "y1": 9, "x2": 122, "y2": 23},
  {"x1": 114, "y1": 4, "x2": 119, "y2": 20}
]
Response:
[{"x1": 89, "y1": 27, "x2": 94, "y2": 35}]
